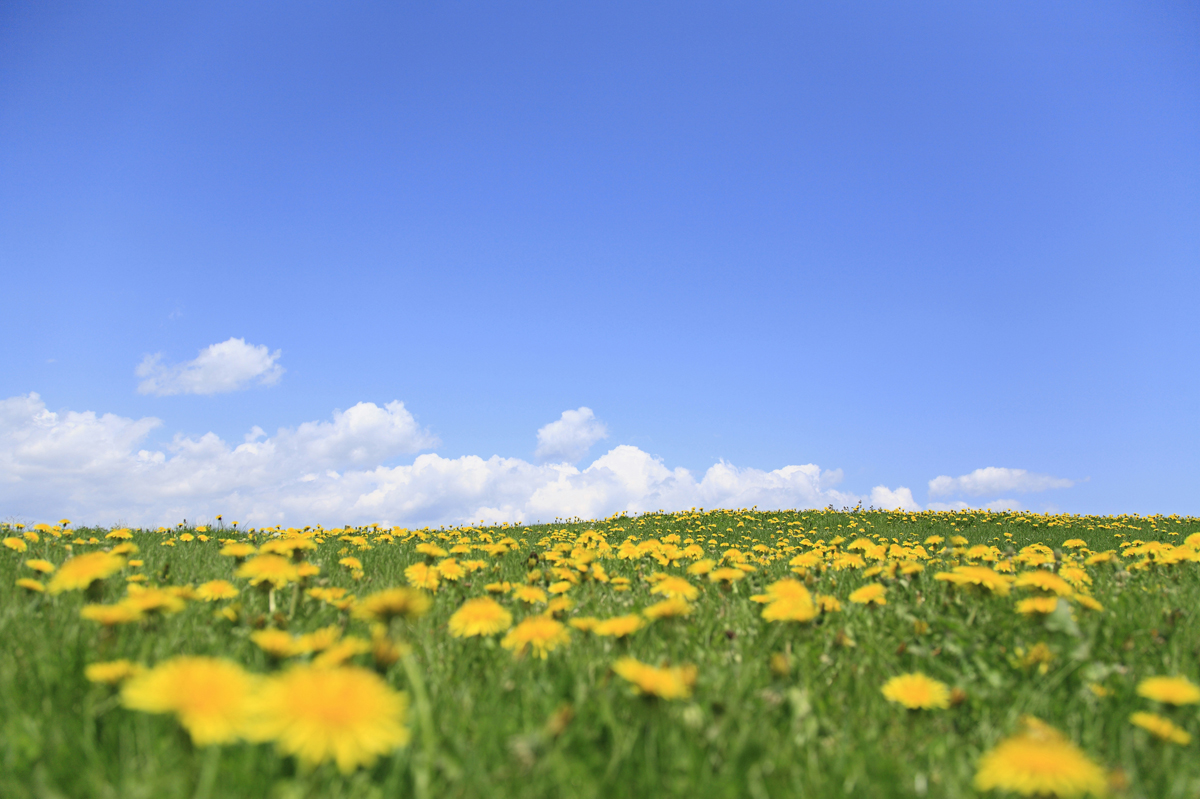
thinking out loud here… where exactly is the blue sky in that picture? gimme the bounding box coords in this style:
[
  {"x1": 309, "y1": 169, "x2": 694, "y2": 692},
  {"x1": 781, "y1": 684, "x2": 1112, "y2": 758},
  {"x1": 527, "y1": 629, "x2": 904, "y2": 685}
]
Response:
[{"x1": 1, "y1": 2, "x2": 1197, "y2": 525}]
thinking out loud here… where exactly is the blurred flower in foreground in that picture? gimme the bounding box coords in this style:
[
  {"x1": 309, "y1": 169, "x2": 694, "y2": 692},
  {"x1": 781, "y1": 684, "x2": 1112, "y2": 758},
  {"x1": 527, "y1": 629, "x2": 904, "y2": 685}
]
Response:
[
  {"x1": 48, "y1": 552, "x2": 125, "y2": 593},
  {"x1": 501, "y1": 616, "x2": 570, "y2": 659},
  {"x1": 448, "y1": 597, "x2": 512, "y2": 637},
  {"x1": 247, "y1": 663, "x2": 410, "y2": 773},
  {"x1": 973, "y1": 715, "x2": 1106, "y2": 797},
  {"x1": 122, "y1": 656, "x2": 257, "y2": 746}
]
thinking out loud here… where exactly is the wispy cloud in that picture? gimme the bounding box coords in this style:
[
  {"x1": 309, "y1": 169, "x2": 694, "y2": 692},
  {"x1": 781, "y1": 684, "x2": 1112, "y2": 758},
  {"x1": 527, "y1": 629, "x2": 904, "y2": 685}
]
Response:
[
  {"x1": 136, "y1": 337, "x2": 284, "y2": 396},
  {"x1": 928, "y1": 467, "x2": 1074, "y2": 498}
]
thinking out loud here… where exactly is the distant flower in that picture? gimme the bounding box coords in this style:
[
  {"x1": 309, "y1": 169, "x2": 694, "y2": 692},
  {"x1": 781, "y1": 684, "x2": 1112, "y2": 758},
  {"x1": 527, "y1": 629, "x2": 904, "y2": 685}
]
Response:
[
  {"x1": 643, "y1": 597, "x2": 694, "y2": 620},
  {"x1": 501, "y1": 615, "x2": 570, "y2": 659},
  {"x1": 353, "y1": 587, "x2": 431, "y2": 623},
  {"x1": 593, "y1": 615, "x2": 645, "y2": 638},
  {"x1": 246, "y1": 664, "x2": 409, "y2": 773},
  {"x1": 1014, "y1": 571, "x2": 1074, "y2": 597},
  {"x1": 80, "y1": 603, "x2": 145, "y2": 626},
  {"x1": 1137, "y1": 676, "x2": 1200, "y2": 706},
  {"x1": 569, "y1": 617, "x2": 600, "y2": 631},
  {"x1": 122, "y1": 656, "x2": 257, "y2": 746},
  {"x1": 882, "y1": 673, "x2": 950, "y2": 710},
  {"x1": 1016, "y1": 597, "x2": 1062, "y2": 616},
  {"x1": 651, "y1": 576, "x2": 699, "y2": 601},
  {"x1": 252, "y1": 629, "x2": 302, "y2": 659},
  {"x1": 973, "y1": 715, "x2": 1107, "y2": 797},
  {"x1": 219, "y1": 542, "x2": 256, "y2": 559},
  {"x1": 16, "y1": 578, "x2": 45, "y2": 593},
  {"x1": 849, "y1": 584, "x2": 887, "y2": 606},
  {"x1": 1130, "y1": 711, "x2": 1190, "y2": 744},
  {"x1": 449, "y1": 597, "x2": 513, "y2": 637},
  {"x1": 707, "y1": 567, "x2": 745, "y2": 584},
  {"x1": 86, "y1": 659, "x2": 143, "y2": 685},
  {"x1": 613, "y1": 657, "x2": 697, "y2": 700},
  {"x1": 934, "y1": 566, "x2": 1014, "y2": 596},
  {"x1": 24, "y1": 559, "x2": 55, "y2": 574},
  {"x1": 339, "y1": 556, "x2": 363, "y2": 570},
  {"x1": 511, "y1": 585, "x2": 548, "y2": 604}
]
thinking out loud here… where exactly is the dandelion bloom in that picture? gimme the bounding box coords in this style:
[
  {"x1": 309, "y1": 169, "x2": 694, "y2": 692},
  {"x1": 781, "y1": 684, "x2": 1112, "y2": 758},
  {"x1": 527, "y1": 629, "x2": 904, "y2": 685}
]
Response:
[
  {"x1": 312, "y1": 636, "x2": 372, "y2": 668},
  {"x1": 613, "y1": 657, "x2": 697, "y2": 700},
  {"x1": 687, "y1": 558, "x2": 716, "y2": 576},
  {"x1": 437, "y1": 558, "x2": 466, "y2": 581},
  {"x1": 449, "y1": 597, "x2": 513, "y2": 637},
  {"x1": 246, "y1": 664, "x2": 409, "y2": 773},
  {"x1": 339, "y1": 556, "x2": 363, "y2": 570},
  {"x1": 196, "y1": 579, "x2": 239, "y2": 601},
  {"x1": 219, "y1": 542, "x2": 256, "y2": 558},
  {"x1": 48, "y1": 552, "x2": 125, "y2": 593},
  {"x1": 848, "y1": 584, "x2": 887, "y2": 606},
  {"x1": 1016, "y1": 597, "x2": 1062, "y2": 616},
  {"x1": 415, "y1": 542, "x2": 449, "y2": 558},
  {"x1": 1137, "y1": 676, "x2": 1200, "y2": 706},
  {"x1": 485, "y1": 581, "x2": 512, "y2": 593},
  {"x1": 934, "y1": 566, "x2": 1014, "y2": 596},
  {"x1": 511, "y1": 585, "x2": 548, "y2": 604},
  {"x1": 974, "y1": 716, "x2": 1107, "y2": 797},
  {"x1": 593, "y1": 615, "x2": 645, "y2": 637},
  {"x1": 501, "y1": 616, "x2": 570, "y2": 659},
  {"x1": 569, "y1": 616, "x2": 600, "y2": 631},
  {"x1": 24, "y1": 559, "x2": 55, "y2": 574},
  {"x1": 353, "y1": 587, "x2": 431, "y2": 623},
  {"x1": 816, "y1": 594, "x2": 843, "y2": 613},
  {"x1": 750, "y1": 578, "x2": 811, "y2": 604},
  {"x1": 651, "y1": 576, "x2": 699, "y2": 601},
  {"x1": 122, "y1": 657, "x2": 257, "y2": 746},
  {"x1": 708, "y1": 567, "x2": 745, "y2": 584},
  {"x1": 236, "y1": 554, "x2": 299, "y2": 588},
  {"x1": 643, "y1": 597, "x2": 693, "y2": 620},
  {"x1": 86, "y1": 660, "x2": 143, "y2": 685},
  {"x1": 252, "y1": 629, "x2": 303, "y2": 658},
  {"x1": 404, "y1": 562, "x2": 441, "y2": 591},
  {"x1": 882, "y1": 673, "x2": 950, "y2": 710},
  {"x1": 16, "y1": 578, "x2": 45, "y2": 593},
  {"x1": 81, "y1": 603, "x2": 144, "y2": 626},
  {"x1": 4, "y1": 536, "x2": 28, "y2": 552},
  {"x1": 761, "y1": 595, "x2": 817, "y2": 623},
  {"x1": 546, "y1": 596, "x2": 574, "y2": 614},
  {"x1": 123, "y1": 585, "x2": 186, "y2": 615},
  {"x1": 1130, "y1": 711, "x2": 1190, "y2": 744},
  {"x1": 1013, "y1": 571, "x2": 1074, "y2": 597}
]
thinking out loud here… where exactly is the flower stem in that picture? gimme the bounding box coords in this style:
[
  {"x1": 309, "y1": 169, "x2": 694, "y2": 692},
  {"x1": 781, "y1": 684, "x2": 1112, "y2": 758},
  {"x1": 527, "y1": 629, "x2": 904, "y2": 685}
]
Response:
[{"x1": 400, "y1": 648, "x2": 435, "y2": 799}]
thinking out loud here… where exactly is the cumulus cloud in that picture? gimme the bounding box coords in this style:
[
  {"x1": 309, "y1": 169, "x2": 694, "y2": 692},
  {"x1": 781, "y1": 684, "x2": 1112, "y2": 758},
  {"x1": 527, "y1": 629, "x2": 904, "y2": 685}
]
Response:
[
  {"x1": 136, "y1": 337, "x2": 284, "y2": 396},
  {"x1": 0, "y1": 394, "x2": 859, "y2": 528},
  {"x1": 928, "y1": 467, "x2": 1074, "y2": 498},
  {"x1": 535, "y1": 407, "x2": 607, "y2": 463},
  {"x1": 869, "y1": 485, "x2": 921, "y2": 511}
]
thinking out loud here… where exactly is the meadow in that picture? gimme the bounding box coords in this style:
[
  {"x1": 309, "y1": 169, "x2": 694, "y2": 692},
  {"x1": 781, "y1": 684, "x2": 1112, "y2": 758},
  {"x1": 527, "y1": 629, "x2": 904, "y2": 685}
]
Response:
[{"x1": 2, "y1": 507, "x2": 1198, "y2": 799}]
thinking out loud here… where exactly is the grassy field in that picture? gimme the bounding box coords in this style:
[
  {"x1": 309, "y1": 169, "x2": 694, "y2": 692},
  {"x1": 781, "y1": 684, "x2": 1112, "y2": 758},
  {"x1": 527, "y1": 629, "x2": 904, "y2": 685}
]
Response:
[{"x1": 2, "y1": 507, "x2": 1199, "y2": 798}]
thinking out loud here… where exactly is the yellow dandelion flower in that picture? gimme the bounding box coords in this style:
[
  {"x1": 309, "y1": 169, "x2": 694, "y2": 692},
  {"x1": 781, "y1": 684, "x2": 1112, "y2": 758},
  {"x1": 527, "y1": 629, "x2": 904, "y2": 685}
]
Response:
[
  {"x1": 485, "y1": 581, "x2": 512, "y2": 593},
  {"x1": 449, "y1": 597, "x2": 513, "y2": 637},
  {"x1": 236, "y1": 554, "x2": 299, "y2": 588},
  {"x1": 1137, "y1": 675, "x2": 1200, "y2": 706},
  {"x1": 219, "y1": 542, "x2": 256, "y2": 558},
  {"x1": 352, "y1": 587, "x2": 432, "y2": 623},
  {"x1": 687, "y1": 558, "x2": 716, "y2": 576},
  {"x1": 81, "y1": 603, "x2": 144, "y2": 626},
  {"x1": 123, "y1": 585, "x2": 186, "y2": 615},
  {"x1": 86, "y1": 659, "x2": 143, "y2": 685},
  {"x1": 613, "y1": 657, "x2": 696, "y2": 700},
  {"x1": 934, "y1": 565, "x2": 1014, "y2": 596},
  {"x1": 546, "y1": 596, "x2": 574, "y2": 614},
  {"x1": 974, "y1": 716, "x2": 1107, "y2": 797},
  {"x1": 593, "y1": 614, "x2": 645, "y2": 637},
  {"x1": 246, "y1": 664, "x2": 409, "y2": 773},
  {"x1": 651, "y1": 576, "x2": 699, "y2": 601},
  {"x1": 501, "y1": 615, "x2": 570, "y2": 659},
  {"x1": 312, "y1": 636, "x2": 371, "y2": 668},
  {"x1": 16, "y1": 578, "x2": 45, "y2": 593},
  {"x1": 415, "y1": 542, "x2": 448, "y2": 558},
  {"x1": 122, "y1": 656, "x2": 257, "y2": 746},
  {"x1": 4, "y1": 536, "x2": 28, "y2": 552},
  {"x1": 1014, "y1": 570, "x2": 1074, "y2": 597},
  {"x1": 708, "y1": 567, "x2": 745, "y2": 584},
  {"x1": 881, "y1": 673, "x2": 950, "y2": 710},
  {"x1": 196, "y1": 579, "x2": 239, "y2": 601},
  {"x1": 750, "y1": 578, "x2": 810, "y2": 604},
  {"x1": 106, "y1": 529, "x2": 133, "y2": 540},
  {"x1": 761, "y1": 595, "x2": 817, "y2": 623},
  {"x1": 48, "y1": 552, "x2": 125, "y2": 593},
  {"x1": 611, "y1": 577, "x2": 632, "y2": 592},
  {"x1": 848, "y1": 584, "x2": 887, "y2": 605},
  {"x1": 252, "y1": 629, "x2": 303, "y2": 658},
  {"x1": 297, "y1": 625, "x2": 343, "y2": 653},
  {"x1": 24, "y1": 559, "x2": 55, "y2": 574},
  {"x1": 339, "y1": 556, "x2": 363, "y2": 570},
  {"x1": 436, "y1": 558, "x2": 465, "y2": 581},
  {"x1": 1016, "y1": 596, "x2": 1062, "y2": 616},
  {"x1": 1074, "y1": 595, "x2": 1104, "y2": 612},
  {"x1": 643, "y1": 597, "x2": 694, "y2": 620},
  {"x1": 569, "y1": 616, "x2": 600, "y2": 631},
  {"x1": 816, "y1": 594, "x2": 842, "y2": 612},
  {"x1": 511, "y1": 585, "x2": 548, "y2": 604},
  {"x1": 404, "y1": 562, "x2": 440, "y2": 591},
  {"x1": 1130, "y1": 711, "x2": 1190, "y2": 744}
]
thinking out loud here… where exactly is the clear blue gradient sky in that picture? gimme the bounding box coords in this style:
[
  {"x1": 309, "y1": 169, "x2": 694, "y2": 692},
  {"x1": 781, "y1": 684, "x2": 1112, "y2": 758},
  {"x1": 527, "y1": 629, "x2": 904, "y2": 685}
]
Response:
[{"x1": 1, "y1": 2, "x2": 1197, "y2": 522}]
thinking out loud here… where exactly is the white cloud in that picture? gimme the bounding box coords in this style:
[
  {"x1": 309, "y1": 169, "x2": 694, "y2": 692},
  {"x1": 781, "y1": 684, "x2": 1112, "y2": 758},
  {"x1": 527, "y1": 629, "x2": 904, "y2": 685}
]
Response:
[
  {"x1": 535, "y1": 407, "x2": 608, "y2": 463},
  {"x1": 136, "y1": 338, "x2": 284, "y2": 396},
  {"x1": 0, "y1": 394, "x2": 859, "y2": 528},
  {"x1": 869, "y1": 485, "x2": 921, "y2": 511},
  {"x1": 928, "y1": 467, "x2": 1074, "y2": 498},
  {"x1": 927, "y1": 498, "x2": 1024, "y2": 512}
]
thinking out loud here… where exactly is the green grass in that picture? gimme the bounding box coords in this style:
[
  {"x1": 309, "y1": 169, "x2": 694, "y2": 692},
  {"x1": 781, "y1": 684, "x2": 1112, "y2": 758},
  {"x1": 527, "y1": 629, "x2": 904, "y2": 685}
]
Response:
[{"x1": 2, "y1": 508, "x2": 1199, "y2": 798}]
